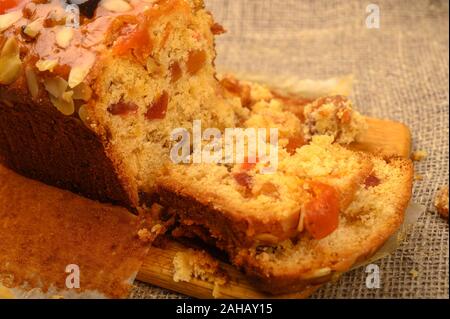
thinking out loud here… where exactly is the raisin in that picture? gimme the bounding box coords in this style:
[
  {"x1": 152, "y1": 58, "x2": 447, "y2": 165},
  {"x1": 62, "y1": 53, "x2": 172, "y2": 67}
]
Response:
[
  {"x1": 107, "y1": 101, "x2": 138, "y2": 116},
  {"x1": 145, "y1": 91, "x2": 169, "y2": 120},
  {"x1": 233, "y1": 172, "x2": 252, "y2": 189},
  {"x1": 364, "y1": 175, "x2": 381, "y2": 188},
  {"x1": 169, "y1": 62, "x2": 182, "y2": 83}
]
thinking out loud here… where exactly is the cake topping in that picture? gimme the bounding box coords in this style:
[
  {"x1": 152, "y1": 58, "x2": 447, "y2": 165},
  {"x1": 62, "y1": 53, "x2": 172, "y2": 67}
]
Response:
[
  {"x1": 100, "y1": 0, "x2": 132, "y2": 13},
  {"x1": 55, "y1": 26, "x2": 74, "y2": 48},
  {"x1": 0, "y1": 10, "x2": 22, "y2": 32},
  {"x1": 0, "y1": 37, "x2": 22, "y2": 85},
  {"x1": 50, "y1": 90, "x2": 75, "y2": 115},
  {"x1": 25, "y1": 66, "x2": 39, "y2": 98},
  {"x1": 68, "y1": 58, "x2": 94, "y2": 88},
  {"x1": 36, "y1": 58, "x2": 58, "y2": 72},
  {"x1": 72, "y1": 82, "x2": 92, "y2": 101},
  {"x1": 22, "y1": 17, "x2": 44, "y2": 38},
  {"x1": 44, "y1": 76, "x2": 68, "y2": 98},
  {"x1": 0, "y1": 0, "x2": 21, "y2": 15}
]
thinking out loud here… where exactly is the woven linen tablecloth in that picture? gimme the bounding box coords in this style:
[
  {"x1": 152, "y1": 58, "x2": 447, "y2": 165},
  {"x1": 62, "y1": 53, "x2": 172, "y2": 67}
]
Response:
[{"x1": 131, "y1": 0, "x2": 449, "y2": 299}]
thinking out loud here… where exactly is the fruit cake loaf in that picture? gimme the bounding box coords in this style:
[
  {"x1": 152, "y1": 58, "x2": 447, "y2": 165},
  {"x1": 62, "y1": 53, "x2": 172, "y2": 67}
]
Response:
[
  {"x1": 157, "y1": 134, "x2": 375, "y2": 251},
  {"x1": 162, "y1": 155, "x2": 413, "y2": 294},
  {"x1": 232, "y1": 156, "x2": 413, "y2": 294},
  {"x1": 0, "y1": 0, "x2": 241, "y2": 207}
]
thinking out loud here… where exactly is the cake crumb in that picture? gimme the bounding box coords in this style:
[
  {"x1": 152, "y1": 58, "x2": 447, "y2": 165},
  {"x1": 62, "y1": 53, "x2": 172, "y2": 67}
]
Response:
[
  {"x1": 434, "y1": 186, "x2": 449, "y2": 219},
  {"x1": 411, "y1": 150, "x2": 428, "y2": 161},
  {"x1": 409, "y1": 269, "x2": 419, "y2": 279},
  {"x1": 173, "y1": 249, "x2": 228, "y2": 297},
  {"x1": 137, "y1": 228, "x2": 153, "y2": 243},
  {"x1": 414, "y1": 174, "x2": 423, "y2": 181}
]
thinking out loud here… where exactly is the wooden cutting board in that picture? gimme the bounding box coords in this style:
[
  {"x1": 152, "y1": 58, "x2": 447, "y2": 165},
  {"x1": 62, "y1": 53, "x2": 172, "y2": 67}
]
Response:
[{"x1": 136, "y1": 117, "x2": 412, "y2": 299}]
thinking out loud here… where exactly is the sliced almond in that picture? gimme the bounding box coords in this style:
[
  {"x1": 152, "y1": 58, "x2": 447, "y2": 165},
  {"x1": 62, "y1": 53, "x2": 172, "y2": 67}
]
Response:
[
  {"x1": 78, "y1": 104, "x2": 89, "y2": 124},
  {"x1": 55, "y1": 27, "x2": 74, "y2": 48},
  {"x1": 25, "y1": 67, "x2": 39, "y2": 98},
  {"x1": 36, "y1": 59, "x2": 58, "y2": 72},
  {"x1": 0, "y1": 38, "x2": 22, "y2": 85},
  {"x1": 62, "y1": 90, "x2": 74, "y2": 103},
  {"x1": 68, "y1": 63, "x2": 93, "y2": 88},
  {"x1": 44, "y1": 76, "x2": 68, "y2": 98},
  {"x1": 302, "y1": 267, "x2": 332, "y2": 280},
  {"x1": 72, "y1": 83, "x2": 93, "y2": 101},
  {"x1": 50, "y1": 94, "x2": 75, "y2": 116},
  {"x1": 0, "y1": 11, "x2": 22, "y2": 33},
  {"x1": 1, "y1": 36, "x2": 20, "y2": 56},
  {"x1": 23, "y1": 17, "x2": 44, "y2": 38},
  {"x1": 100, "y1": 0, "x2": 132, "y2": 13}
]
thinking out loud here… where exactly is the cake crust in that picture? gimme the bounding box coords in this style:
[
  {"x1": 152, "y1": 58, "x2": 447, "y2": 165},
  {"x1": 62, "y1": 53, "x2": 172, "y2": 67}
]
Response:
[{"x1": 0, "y1": 83, "x2": 138, "y2": 207}]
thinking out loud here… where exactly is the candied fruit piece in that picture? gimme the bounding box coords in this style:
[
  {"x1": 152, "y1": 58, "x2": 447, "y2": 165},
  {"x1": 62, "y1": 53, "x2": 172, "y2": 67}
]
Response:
[
  {"x1": 241, "y1": 156, "x2": 259, "y2": 171},
  {"x1": 186, "y1": 50, "x2": 206, "y2": 76},
  {"x1": 364, "y1": 175, "x2": 381, "y2": 188},
  {"x1": 233, "y1": 172, "x2": 252, "y2": 189},
  {"x1": 146, "y1": 91, "x2": 169, "y2": 120},
  {"x1": 107, "y1": 101, "x2": 138, "y2": 116},
  {"x1": 304, "y1": 182, "x2": 339, "y2": 240},
  {"x1": 169, "y1": 62, "x2": 182, "y2": 83},
  {"x1": 211, "y1": 23, "x2": 226, "y2": 35},
  {"x1": 0, "y1": 0, "x2": 19, "y2": 15},
  {"x1": 286, "y1": 136, "x2": 306, "y2": 155}
]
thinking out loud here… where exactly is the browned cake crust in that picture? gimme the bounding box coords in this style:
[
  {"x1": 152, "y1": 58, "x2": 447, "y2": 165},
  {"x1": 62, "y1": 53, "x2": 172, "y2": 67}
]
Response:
[
  {"x1": 0, "y1": 164, "x2": 148, "y2": 298},
  {"x1": 0, "y1": 86, "x2": 137, "y2": 207},
  {"x1": 158, "y1": 186, "x2": 258, "y2": 252}
]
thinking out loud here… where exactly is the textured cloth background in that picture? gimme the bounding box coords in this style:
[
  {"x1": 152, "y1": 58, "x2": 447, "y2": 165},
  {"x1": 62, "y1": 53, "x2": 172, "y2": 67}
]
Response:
[{"x1": 132, "y1": 0, "x2": 449, "y2": 299}]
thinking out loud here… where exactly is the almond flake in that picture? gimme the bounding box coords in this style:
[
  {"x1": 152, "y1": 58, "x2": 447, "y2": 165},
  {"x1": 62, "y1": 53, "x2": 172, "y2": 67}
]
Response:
[{"x1": 0, "y1": 11, "x2": 22, "y2": 33}]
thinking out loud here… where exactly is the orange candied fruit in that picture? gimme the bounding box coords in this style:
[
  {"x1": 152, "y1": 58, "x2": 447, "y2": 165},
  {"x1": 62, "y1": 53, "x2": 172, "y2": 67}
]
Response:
[
  {"x1": 0, "y1": 0, "x2": 19, "y2": 14},
  {"x1": 211, "y1": 23, "x2": 226, "y2": 35},
  {"x1": 303, "y1": 182, "x2": 339, "y2": 240},
  {"x1": 186, "y1": 50, "x2": 207, "y2": 76},
  {"x1": 241, "y1": 156, "x2": 259, "y2": 171},
  {"x1": 286, "y1": 136, "x2": 306, "y2": 155},
  {"x1": 113, "y1": 24, "x2": 153, "y2": 63}
]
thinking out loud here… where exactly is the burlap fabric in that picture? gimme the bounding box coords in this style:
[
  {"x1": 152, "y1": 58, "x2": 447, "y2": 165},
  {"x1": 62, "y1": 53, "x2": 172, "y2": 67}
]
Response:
[{"x1": 131, "y1": 0, "x2": 449, "y2": 299}]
